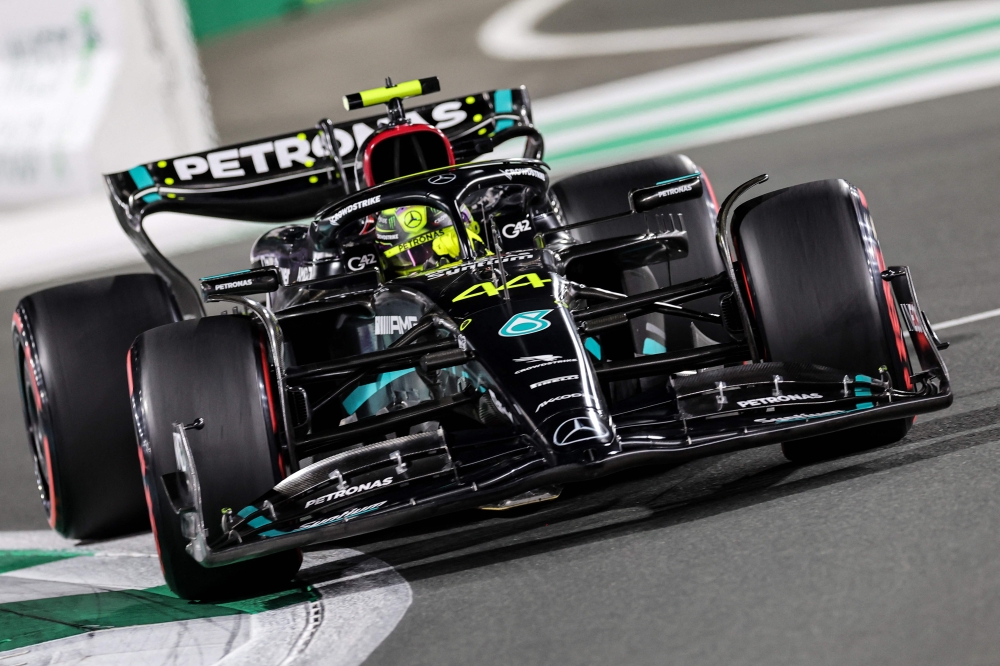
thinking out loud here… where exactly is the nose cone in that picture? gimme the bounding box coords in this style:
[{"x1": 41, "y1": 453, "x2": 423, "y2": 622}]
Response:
[{"x1": 541, "y1": 408, "x2": 617, "y2": 458}]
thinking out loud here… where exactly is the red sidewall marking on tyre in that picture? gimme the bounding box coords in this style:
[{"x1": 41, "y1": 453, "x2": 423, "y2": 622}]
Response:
[
  {"x1": 42, "y1": 436, "x2": 57, "y2": 529},
  {"x1": 126, "y1": 348, "x2": 134, "y2": 396},
  {"x1": 259, "y1": 339, "x2": 278, "y2": 434},
  {"x1": 700, "y1": 169, "x2": 720, "y2": 213},
  {"x1": 129, "y1": 349, "x2": 165, "y2": 571},
  {"x1": 866, "y1": 209, "x2": 912, "y2": 390}
]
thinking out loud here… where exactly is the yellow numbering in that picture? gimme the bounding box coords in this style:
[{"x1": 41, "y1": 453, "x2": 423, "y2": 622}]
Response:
[{"x1": 452, "y1": 272, "x2": 552, "y2": 302}]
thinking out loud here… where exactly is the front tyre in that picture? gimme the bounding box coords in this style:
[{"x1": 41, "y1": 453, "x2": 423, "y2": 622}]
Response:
[
  {"x1": 130, "y1": 315, "x2": 301, "y2": 600},
  {"x1": 733, "y1": 180, "x2": 913, "y2": 463}
]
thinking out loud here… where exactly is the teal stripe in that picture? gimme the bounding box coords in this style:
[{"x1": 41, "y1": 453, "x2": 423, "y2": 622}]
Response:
[
  {"x1": 584, "y1": 337, "x2": 602, "y2": 360},
  {"x1": 642, "y1": 338, "x2": 667, "y2": 355},
  {"x1": 543, "y1": 15, "x2": 1000, "y2": 133},
  {"x1": 342, "y1": 368, "x2": 416, "y2": 415},
  {"x1": 128, "y1": 165, "x2": 161, "y2": 203},
  {"x1": 202, "y1": 269, "x2": 252, "y2": 280},
  {"x1": 656, "y1": 171, "x2": 699, "y2": 186},
  {"x1": 128, "y1": 165, "x2": 154, "y2": 189},
  {"x1": 495, "y1": 88, "x2": 514, "y2": 131},
  {"x1": 549, "y1": 45, "x2": 1000, "y2": 165}
]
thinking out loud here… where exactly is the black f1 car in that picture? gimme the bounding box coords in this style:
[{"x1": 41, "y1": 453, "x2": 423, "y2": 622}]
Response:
[{"x1": 12, "y1": 77, "x2": 952, "y2": 599}]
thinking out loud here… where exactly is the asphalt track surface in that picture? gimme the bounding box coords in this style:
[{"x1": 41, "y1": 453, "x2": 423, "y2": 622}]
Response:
[{"x1": 5, "y1": 0, "x2": 1000, "y2": 664}]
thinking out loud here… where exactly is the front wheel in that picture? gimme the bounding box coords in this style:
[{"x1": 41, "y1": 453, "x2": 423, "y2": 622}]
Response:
[
  {"x1": 130, "y1": 315, "x2": 301, "y2": 600},
  {"x1": 733, "y1": 179, "x2": 913, "y2": 463}
]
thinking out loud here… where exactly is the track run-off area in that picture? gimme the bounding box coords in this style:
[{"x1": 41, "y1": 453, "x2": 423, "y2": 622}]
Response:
[{"x1": 4, "y1": 1, "x2": 1000, "y2": 664}]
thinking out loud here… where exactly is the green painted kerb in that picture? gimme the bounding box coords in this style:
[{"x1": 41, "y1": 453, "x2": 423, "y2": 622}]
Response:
[
  {"x1": 0, "y1": 550, "x2": 85, "y2": 575},
  {"x1": 0, "y1": 548, "x2": 318, "y2": 653},
  {"x1": 185, "y1": 0, "x2": 360, "y2": 41}
]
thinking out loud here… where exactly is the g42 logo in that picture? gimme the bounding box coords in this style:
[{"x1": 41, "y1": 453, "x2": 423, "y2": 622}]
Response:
[
  {"x1": 500, "y1": 310, "x2": 552, "y2": 337},
  {"x1": 502, "y1": 219, "x2": 531, "y2": 239},
  {"x1": 452, "y1": 272, "x2": 551, "y2": 302},
  {"x1": 347, "y1": 253, "x2": 377, "y2": 272}
]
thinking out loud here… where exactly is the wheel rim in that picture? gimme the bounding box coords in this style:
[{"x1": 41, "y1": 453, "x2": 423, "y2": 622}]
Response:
[{"x1": 18, "y1": 344, "x2": 52, "y2": 515}]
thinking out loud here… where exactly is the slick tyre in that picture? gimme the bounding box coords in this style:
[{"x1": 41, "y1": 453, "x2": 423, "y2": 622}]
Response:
[
  {"x1": 129, "y1": 315, "x2": 301, "y2": 600},
  {"x1": 733, "y1": 179, "x2": 913, "y2": 464},
  {"x1": 12, "y1": 274, "x2": 179, "y2": 538},
  {"x1": 551, "y1": 154, "x2": 728, "y2": 353}
]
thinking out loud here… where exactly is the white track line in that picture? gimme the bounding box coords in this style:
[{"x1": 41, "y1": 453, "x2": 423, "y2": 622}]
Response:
[
  {"x1": 479, "y1": 0, "x2": 1000, "y2": 60},
  {"x1": 933, "y1": 308, "x2": 1000, "y2": 330}
]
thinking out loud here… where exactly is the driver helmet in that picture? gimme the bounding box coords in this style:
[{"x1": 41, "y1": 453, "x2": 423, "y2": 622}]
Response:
[{"x1": 374, "y1": 204, "x2": 488, "y2": 276}]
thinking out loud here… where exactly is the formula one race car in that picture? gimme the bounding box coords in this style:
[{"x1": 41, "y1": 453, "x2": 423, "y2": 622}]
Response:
[{"x1": 12, "y1": 77, "x2": 952, "y2": 599}]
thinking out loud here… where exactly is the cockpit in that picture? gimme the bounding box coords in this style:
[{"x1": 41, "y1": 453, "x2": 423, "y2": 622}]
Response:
[{"x1": 314, "y1": 162, "x2": 552, "y2": 279}]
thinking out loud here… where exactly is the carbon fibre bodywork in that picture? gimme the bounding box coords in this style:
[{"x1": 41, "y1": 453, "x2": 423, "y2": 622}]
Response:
[{"x1": 106, "y1": 84, "x2": 950, "y2": 568}]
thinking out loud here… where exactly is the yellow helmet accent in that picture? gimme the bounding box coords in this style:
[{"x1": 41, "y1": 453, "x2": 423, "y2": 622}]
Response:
[{"x1": 432, "y1": 227, "x2": 461, "y2": 258}]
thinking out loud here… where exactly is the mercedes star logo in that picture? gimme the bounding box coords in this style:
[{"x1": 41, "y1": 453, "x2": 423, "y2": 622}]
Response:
[
  {"x1": 553, "y1": 416, "x2": 611, "y2": 447},
  {"x1": 428, "y1": 173, "x2": 456, "y2": 185}
]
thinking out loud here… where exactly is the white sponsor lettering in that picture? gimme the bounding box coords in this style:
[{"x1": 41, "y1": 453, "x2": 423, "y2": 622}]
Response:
[
  {"x1": 304, "y1": 478, "x2": 394, "y2": 508},
  {"x1": 535, "y1": 392, "x2": 583, "y2": 413},
  {"x1": 501, "y1": 167, "x2": 545, "y2": 181},
  {"x1": 902, "y1": 303, "x2": 924, "y2": 332},
  {"x1": 347, "y1": 253, "x2": 377, "y2": 272},
  {"x1": 331, "y1": 195, "x2": 382, "y2": 224},
  {"x1": 207, "y1": 148, "x2": 246, "y2": 179},
  {"x1": 502, "y1": 219, "x2": 532, "y2": 239},
  {"x1": 425, "y1": 252, "x2": 533, "y2": 279},
  {"x1": 174, "y1": 155, "x2": 209, "y2": 181},
  {"x1": 431, "y1": 100, "x2": 468, "y2": 130},
  {"x1": 375, "y1": 316, "x2": 418, "y2": 335},
  {"x1": 299, "y1": 501, "x2": 387, "y2": 530},
  {"x1": 311, "y1": 134, "x2": 329, "y2": 158},
  {"x1": 654, "y1": 182, "x2": 694, "y2": 198},
  {"x1": 173, "y1": 133, "x2": 316, "y2": 182},
  {"x1": 274, "y1": 136, "x2": 313, "y2": 168},
  {"x1": 215, "y1": 278, "x2": 253, "y2": 290},
  {"x1": 515, "y1": 358, "x2": 576, "y2": 374},
  {"x1": 515, "y1": 355, "x2": 561, "y2": 363},
  {"x1": 737, "y1": 392, "x2": 823, "y2": 408},
  {"x1": 530, "y1": 374, "x2": 579, "y2": 390},
  {"x1": 239, "y1": 141, "x2": 275, "y2": 174},
  {"x1": 754, "y1": 410, "x2": 847, "y2": 424}
]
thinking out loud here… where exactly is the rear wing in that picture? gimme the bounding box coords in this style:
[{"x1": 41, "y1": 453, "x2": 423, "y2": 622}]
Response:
[
  {"x1": 104, "y1": 86, "x2": 534, "y2": 319},
  {"x1": 104, "y1": 87, "x2": 534, "y2": 225}
]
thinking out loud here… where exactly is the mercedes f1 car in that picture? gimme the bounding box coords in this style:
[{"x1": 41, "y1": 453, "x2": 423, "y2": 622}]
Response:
[{"x1": 12, "y1": 77, "x2": 952, "y2": 599}]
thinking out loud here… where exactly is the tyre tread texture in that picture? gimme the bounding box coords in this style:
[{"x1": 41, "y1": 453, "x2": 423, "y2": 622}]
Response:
[
  {"x1": 16, "y1": 274, "x2": 178, "y2": 538},
  {"x1": 734, "y1": 179, "x2": 893, "y2": 374},
  {"x1": 131, "y1": 315, "x2": 300, "y2": 600},
  {"x1": 733, "y1": 179, "x2": 911, "y2": 461}
]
